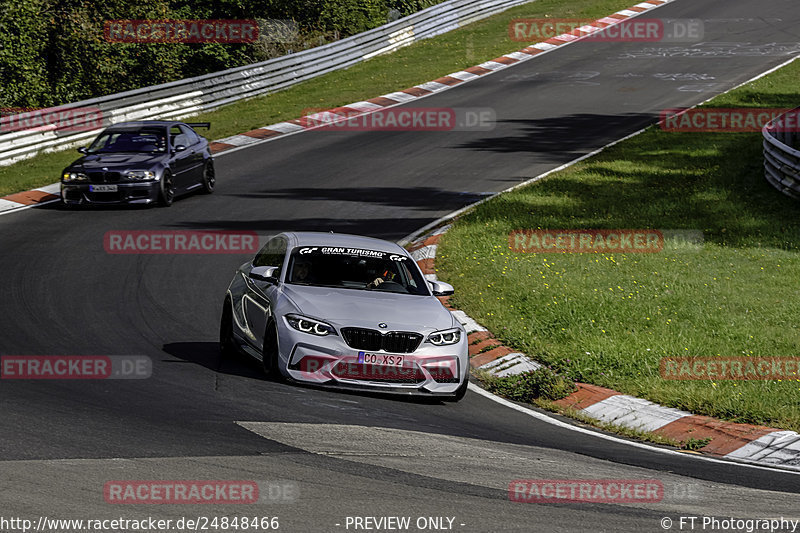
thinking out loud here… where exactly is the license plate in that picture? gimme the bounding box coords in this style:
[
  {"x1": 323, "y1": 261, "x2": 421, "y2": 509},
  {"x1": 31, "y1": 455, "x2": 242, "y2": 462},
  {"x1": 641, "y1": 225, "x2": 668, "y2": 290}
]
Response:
[
  {"x1": 90, "y1": 184, "x2": 117, "y2": 192},
  {"x1": 358, "y1": 351, "x2": 404, "y2": 367}
]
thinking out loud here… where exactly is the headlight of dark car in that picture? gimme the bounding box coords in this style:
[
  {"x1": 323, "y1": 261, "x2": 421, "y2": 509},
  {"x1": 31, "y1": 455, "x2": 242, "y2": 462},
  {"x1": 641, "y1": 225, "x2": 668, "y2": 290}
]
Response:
[
  {"x1": 125, "y1": 170, "x2": 156, "y2": 181},
  {"x1": 426, "y1": 328, "x2": 461, "y2": 346},
  {"x1": 285, "y1": 314, "x2": 337, "y2": 336},
  {"x1": 62, "y1": 171, "x2": 88, "y2": 182}
]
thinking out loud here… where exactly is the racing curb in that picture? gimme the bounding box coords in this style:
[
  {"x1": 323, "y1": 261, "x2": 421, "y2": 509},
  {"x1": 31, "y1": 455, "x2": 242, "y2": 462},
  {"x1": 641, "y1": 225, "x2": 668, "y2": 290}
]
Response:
[
  {"x1": 406, "y1": 228, "x2": 800, "y2": 472},
  {"x1": 0, "y1": 0, "x2": 674, "y2": 215}
]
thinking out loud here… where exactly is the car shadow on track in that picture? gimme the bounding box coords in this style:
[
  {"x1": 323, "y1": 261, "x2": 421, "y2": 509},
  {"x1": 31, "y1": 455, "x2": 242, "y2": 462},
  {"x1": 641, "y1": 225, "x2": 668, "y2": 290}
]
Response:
[{"x1": 163, "y1": 341, "x2": 266, "y2": 380}]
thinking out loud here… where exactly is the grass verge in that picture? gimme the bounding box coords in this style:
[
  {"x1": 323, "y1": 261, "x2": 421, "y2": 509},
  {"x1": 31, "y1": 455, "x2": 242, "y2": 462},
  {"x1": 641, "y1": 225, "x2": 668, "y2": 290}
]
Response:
[
  {"x1": 440, "y1": 58, "x2": 800, "y2": 432},
  {"x1": 0, "y1": 0, "x2": 639, "y2": 197},
  {"x1": 480, "y1": 366, "x2": 577, "y2": 402}
]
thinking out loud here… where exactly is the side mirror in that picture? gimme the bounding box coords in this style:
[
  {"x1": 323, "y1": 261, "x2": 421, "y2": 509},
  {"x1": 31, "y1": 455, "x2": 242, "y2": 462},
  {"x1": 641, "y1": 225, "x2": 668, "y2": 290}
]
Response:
[
  {"x1": 77, "y1": 147, "x2": 88, "y2": 154},
  {"x1": 173, "y1": 145, "x2": 187, "y2": 153},
  {"x1": 428, "y1": 280, "x2": 454, "y2": 296},
  {"x1": 249, "y1": 265, "x2": 279, "y2": 283}
]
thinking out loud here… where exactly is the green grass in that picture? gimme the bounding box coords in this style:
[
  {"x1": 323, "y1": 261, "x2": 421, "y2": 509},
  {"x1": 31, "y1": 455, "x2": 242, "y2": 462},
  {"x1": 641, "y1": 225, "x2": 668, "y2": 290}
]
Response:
[
  {"x1": 438, "y1": 58, "x2": 800, "y2": 432},
  {"x1": 0, "y1": 0, "x2": 638, "y2": 197},
  {"x1": 481, "y1": 366, "x2": 577, "y2": 402}
]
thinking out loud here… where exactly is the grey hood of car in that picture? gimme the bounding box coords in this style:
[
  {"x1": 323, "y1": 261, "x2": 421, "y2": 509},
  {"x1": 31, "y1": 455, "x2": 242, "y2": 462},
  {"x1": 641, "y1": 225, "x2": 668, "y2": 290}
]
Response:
[
  {"x1": 75, "y1": 153, "x2": 162, "y2": 170},
  {"x1": 281, "y1": 284, "x2": 456, "y2": 333}
]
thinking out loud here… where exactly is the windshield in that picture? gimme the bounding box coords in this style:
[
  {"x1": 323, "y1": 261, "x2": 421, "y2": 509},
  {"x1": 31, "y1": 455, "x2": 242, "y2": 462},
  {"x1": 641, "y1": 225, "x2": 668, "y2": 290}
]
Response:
[
  {"x1": 286, "y1": 246, "x2": 429, "y2": 295},
  {"x1": 87, "y1": 128, "x2": 167, "y2": 153}
]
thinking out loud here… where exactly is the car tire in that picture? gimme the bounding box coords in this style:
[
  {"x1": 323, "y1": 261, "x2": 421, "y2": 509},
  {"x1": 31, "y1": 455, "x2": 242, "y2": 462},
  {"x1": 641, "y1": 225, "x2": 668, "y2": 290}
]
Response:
[
  {"x1": 262, "y1": 320, "x2": 281, "y2": 379},
  {"x1": 219, "y1": 298, "x2": 239, "y2": 359},
  {"x1": 445, "y1": 375, "x2": 469, "y2": 402},
  {"x1": 201, "y1": 160, "x2": 215, "y2": 194},
  {"x1": 158, "y1": 172, "x2": 175, "y2": 207}
]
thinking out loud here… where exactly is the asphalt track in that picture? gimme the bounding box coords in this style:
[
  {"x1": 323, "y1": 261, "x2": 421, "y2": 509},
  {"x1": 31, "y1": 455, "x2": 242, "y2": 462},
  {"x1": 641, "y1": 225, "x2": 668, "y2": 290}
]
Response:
[{"x1": 2, "y1": 1, "x2": 800, "y2": 531}]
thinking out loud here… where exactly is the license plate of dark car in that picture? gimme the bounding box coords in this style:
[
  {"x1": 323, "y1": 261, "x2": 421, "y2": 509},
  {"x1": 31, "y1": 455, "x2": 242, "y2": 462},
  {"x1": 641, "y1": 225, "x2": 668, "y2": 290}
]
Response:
[
  {"x1": 90, "y1": 184, "x2": 118, "y2": 192},
  {"x1": 358, "y1": 351, "x2": 404, "y2": 367}
]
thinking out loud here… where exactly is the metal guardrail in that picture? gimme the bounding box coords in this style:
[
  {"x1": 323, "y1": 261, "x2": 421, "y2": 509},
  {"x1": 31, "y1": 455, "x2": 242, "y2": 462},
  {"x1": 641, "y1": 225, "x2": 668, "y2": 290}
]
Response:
[
  {"x1": 0, "y1": 0, "x2": 530, "y2": 166},
  {"x1": 763, "y1": 107, "x2": 800, "y2": 199}
]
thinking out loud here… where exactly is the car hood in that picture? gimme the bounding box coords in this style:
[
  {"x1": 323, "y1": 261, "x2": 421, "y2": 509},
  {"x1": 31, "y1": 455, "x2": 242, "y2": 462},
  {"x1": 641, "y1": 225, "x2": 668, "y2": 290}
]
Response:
[
  {"x1": 71, "y1": 153, "x2": 163, "y2": 170},
  {"x1": 281, "y1": 284, "x2": 455, "y2": 333}
]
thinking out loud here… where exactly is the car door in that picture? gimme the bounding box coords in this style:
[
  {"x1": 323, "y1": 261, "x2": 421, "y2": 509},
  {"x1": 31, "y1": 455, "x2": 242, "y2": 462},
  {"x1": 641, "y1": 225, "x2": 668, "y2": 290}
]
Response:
[
  {"x1": 168, "y1": 125, "x2": 194, "y2": 192},
  {"x1": 243, "y1": 236, "x2": 287, "y2": 352},
  {"x1": 179, "y1": 124, "x2": 205, "y2": 187}
]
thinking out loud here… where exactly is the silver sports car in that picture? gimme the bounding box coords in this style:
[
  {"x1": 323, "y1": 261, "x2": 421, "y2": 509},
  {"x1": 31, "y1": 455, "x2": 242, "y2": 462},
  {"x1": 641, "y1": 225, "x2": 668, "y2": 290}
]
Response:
[{"x1": 220, "y1": 232, "x2": 468, "y2": 401}]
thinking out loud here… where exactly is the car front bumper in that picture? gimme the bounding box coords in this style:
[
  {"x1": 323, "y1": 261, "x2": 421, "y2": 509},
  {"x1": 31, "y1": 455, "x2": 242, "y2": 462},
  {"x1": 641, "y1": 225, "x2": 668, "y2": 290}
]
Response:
[
  {"x1": 278, "y1": 325, "x2": 468, "y2": 396},
  {"x1": 61, "y1": 182, "x2": 160, "y2": 205}
]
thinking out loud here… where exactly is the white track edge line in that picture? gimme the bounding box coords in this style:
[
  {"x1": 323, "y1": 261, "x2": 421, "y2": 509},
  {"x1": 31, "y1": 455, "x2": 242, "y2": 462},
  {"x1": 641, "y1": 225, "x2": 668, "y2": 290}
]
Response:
[{"x1": 467, "y1": 383, "x2": 800, "y2": 475}]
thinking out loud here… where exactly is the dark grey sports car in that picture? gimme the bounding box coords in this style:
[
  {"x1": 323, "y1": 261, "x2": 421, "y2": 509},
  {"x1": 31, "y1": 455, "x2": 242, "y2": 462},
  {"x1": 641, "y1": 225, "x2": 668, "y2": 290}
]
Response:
[{"x1": 60, "y1": 120, "x2": 215, "y2": 207}]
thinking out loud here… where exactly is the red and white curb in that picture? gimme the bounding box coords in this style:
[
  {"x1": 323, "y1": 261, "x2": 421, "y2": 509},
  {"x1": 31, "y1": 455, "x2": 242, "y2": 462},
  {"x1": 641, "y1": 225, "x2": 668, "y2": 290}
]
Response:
[
  {"x1": 0, "y1": 183, "x2": 61, "y2": 214},
  {"x1": 0, "y1": 0, "x2": 674, "y2": 216},
  {"x1": 407, "y1": 227, "x2": 800, "y2": 473}
]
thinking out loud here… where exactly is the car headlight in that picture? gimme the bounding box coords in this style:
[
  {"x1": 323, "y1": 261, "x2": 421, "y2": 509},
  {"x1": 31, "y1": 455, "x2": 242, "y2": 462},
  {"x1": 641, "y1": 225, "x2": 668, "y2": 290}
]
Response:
[
  {"x1": 125, "y1": 170, "x2": 156, "y2": 181},
  {"x1": 62, "y1": 172, "x2": 88, "y2": 182},
  {"x1": 285, "y1": 314, "x2": 337, "y2": 336},
  {"x1": 427, "y1": 328, "x2": 461, "y2": 346}
]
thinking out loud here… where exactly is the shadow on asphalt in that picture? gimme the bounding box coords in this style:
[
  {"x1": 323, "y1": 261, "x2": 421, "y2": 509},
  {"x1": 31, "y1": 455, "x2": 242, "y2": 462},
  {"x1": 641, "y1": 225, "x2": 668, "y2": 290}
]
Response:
[
  {"x1": 163, "y1": 216, "x2": 444, "y2": 241},
  {"x1": 455, "y1": 112, "x2": 658, "y2": 156},
  {"x1": 227, "y1": 186, "x2": 491, "y2": 210}
]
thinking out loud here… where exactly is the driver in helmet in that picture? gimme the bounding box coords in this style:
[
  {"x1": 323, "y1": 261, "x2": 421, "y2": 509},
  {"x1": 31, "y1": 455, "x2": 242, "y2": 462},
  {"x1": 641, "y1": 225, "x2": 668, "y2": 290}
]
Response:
[
  {"x1": 292, "y1": 257, "x2": 317, "y2": 284},
  {"x1": 366, "y1": 265, "x2": 397, "y2": 289}
]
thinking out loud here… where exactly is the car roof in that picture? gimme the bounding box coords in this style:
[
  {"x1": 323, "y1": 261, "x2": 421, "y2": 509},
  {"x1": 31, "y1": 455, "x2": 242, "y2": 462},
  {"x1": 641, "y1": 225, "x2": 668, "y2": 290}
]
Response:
[
  {"x1": 284, "y1": 232, "x2": 407, "y2": 255},
  {"x1": 104, "y1": 121, "x2": 185, "y2": 131}
]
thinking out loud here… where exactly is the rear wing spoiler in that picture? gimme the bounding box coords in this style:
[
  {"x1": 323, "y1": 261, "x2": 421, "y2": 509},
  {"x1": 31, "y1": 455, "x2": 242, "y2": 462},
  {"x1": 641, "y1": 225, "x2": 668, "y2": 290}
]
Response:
[{"x1": 185, "y1": 122, "x2": 211, "y2": 130}]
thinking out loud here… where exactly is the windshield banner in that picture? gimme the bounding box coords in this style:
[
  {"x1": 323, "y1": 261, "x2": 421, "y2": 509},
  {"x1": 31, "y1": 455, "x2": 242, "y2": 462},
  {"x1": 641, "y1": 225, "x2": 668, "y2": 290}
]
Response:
[{"x1": 297, "y1": 247, "x2": 408, "y2": 261}]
